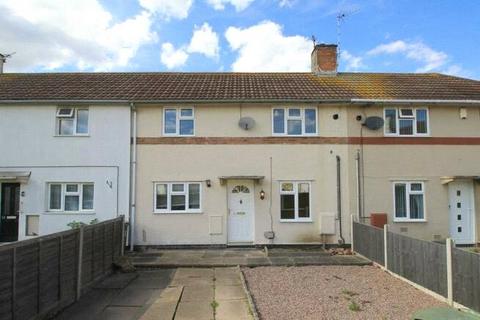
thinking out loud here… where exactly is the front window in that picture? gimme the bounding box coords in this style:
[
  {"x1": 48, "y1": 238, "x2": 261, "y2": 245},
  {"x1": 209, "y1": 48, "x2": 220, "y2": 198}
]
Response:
[
  {"x1": 384, "y1": 107, "x2": 428, "y2": 136},
  {"x1": 280, "y1": 182, "x2": 311, "y2": 221},
  {"x1": 273, "y1": 107, "x2": 317, "y2": 136},
  {"x1": 394, "y1": 182, "x2": 425, "y2": 221},
  {"x1": 154, "y1": 182, "x2": 201, "y2": 213},
  {"x1": 48, "y1": 183, "x2": 94, "y2": 212},
  {"x1": 163, "y1": 107, "x2": 195, "y2": 136},
  {"x1": 56, "y1": 108, "x2": 89, "y2": 136}
]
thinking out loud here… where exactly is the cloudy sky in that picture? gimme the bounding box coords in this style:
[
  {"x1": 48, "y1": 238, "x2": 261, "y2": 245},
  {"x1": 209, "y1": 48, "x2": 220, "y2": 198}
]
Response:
[{"x1": 1, "y1": 0, "x2": 479, "y2": 79}]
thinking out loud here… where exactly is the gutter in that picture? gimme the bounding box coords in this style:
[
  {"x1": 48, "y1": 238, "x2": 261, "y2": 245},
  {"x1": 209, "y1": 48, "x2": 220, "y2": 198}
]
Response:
[
  {"x1": 2, "y1": 98, "x2": 480, "y2": 105},
  {"x1": 350, "y1": 99, "x2": 480, "y2": 105},
  {"x1": 129, "y1": 103, "x2": 137, "y2": 252}
]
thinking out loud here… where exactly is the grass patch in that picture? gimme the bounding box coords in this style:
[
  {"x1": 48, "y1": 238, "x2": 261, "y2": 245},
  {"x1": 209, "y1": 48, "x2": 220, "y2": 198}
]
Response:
[
  {"x1": 341, "y1": 289, "x2": 359, "y2": 297},
  {"x1": 348, "y1": 301, "x2": 361, "y2": 312}
]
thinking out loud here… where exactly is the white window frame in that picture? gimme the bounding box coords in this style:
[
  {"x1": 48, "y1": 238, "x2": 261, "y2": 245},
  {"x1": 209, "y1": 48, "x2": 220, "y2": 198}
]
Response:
[
  {"x1": 393, "y1": 181, "x2": 426, "y2": 222},
  {"x1": 272, "y1": 107, "x2": 318, "y2": 136},
  {"x1": 154, "y1": 182, "x2": 202, "y2": 213},
  {"x1": 163, "y1": 107, "x2": 195, "y2": 136},
  {"x1": 279, "y1": 181, "x2": 312, "y2": 222},
  {"x1": 383, "y1": 107, "x2": 429, "y2": 137},
  {"x1": 56, "y1": 107, "x2": 89, "y2": 136},
  {"x1": 47, "y1": 183, "x2": 95, "y2": 213}
]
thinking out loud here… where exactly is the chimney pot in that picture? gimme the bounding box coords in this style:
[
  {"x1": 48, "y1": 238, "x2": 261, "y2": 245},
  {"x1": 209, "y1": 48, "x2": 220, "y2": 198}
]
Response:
[{"x1": 311, "y1": 44, "x2": 338, "y2": 75}]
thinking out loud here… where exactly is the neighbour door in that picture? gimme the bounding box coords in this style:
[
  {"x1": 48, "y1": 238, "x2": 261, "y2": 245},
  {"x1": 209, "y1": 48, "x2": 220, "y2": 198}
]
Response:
[
  {"x1": 227, "y1": 180, "x2": 254, "y2": 243},
  {"x1": 0, "y1": 183, "x2": 20, "y2": 242},
  {"x1": 449, "y1": 180, "x2": 475, "y2": 245}
]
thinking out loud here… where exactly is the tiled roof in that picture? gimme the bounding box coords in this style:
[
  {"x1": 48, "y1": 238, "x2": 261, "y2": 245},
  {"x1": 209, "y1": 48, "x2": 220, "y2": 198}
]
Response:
[{"x1": 0, "y1": 72, "x2": 479, "y2": 102}]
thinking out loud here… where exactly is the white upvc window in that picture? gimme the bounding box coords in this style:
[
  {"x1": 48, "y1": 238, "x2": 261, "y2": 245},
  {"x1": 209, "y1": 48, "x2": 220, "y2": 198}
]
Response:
[
  {"x1": 393, "y1": 181, "x2": 426, "y2": 222},
  {"x1": 163, "y1": 107, "x2": 195, "y2": 136},
  {"x1": 47, "y1": 183, "x2": 94, "y2": 212},
  {"x1": 154, "y1": 182, "x2": 201, "y2": 213},
  {"x1": 384, "y1": 107, "x2": 429, "y2": 136},
  {"x1": 279, "y1": 181, "x2": 311, "y2": 222},
  {"x1": 272, "y1": 107, "x2": 318, "y2": 136},
  {"x1": 56, "y1": 107, "x2": 89, "y2": 136}
]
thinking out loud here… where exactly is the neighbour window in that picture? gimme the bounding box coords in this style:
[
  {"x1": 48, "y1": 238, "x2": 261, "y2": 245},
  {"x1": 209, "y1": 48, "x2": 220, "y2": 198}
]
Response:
[
  {"x1": 280, "y1": 182, "x2": 311, "y2": 221},
  {"x1": 48, "y1": 183, "x2": 94, "y2": 212},
  {"x1": 154, "y1": 182, "x2": 201, "y2": 213},
  {"x1": 393, "y1": 182, "x2": 425, "y2": 221},
  {"x1": 273, "y1": 107, "x2": 317, "y2": 135},
  {"x1": 56, "y1": 108, "x2": 89, "y2": 136},
  {"x1": 163, "y1": 107, "x2": 195, "y2": 136},
  {"x1": 384, "y1": 107, "x2": 428, "y2": 136}
]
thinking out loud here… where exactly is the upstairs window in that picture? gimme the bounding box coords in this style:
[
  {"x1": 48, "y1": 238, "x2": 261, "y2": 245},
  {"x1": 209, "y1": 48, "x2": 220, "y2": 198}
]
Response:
[
  {"x1": 393, "y1": 182, "x2": 425, "y2": 221},
  {"x1": 56, "y1": 108, "x2": 89, "y2": 136},
  {"x1": 48, "y1": 183, "x2": 94, "y2": 212},
  {"x1": 154, "y1": 182, "x2": 201, "y2": 213},
  {"x1": 273, "y1": 107, "x2": 317, "y2": 136},
  {"x1": 384, "y1": 107, "x2": 428, "y2": 136},
  {"x1": 164, "y1": 107, "x2": 195, "y2": 136}
]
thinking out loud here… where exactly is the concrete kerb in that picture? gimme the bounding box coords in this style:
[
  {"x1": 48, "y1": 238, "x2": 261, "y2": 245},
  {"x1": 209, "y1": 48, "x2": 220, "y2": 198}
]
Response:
[{"x1": 238, "y1": 266, "x2": 260, "y2": 320}]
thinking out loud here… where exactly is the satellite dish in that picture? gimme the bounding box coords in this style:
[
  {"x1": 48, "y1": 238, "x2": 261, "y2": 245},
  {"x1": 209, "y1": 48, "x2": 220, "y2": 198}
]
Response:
[
  {"x1": 363, "y1": 116, "x2": 384, "y2": 130},
  {"x1": 238, "y1": 117, "x2": 255, "y2": 130}
]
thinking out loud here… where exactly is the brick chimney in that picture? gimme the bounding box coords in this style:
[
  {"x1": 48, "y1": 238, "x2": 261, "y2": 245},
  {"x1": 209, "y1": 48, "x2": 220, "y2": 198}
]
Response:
[{"x1": 311, "y1": 44, "x2": 338, "y2": 75}]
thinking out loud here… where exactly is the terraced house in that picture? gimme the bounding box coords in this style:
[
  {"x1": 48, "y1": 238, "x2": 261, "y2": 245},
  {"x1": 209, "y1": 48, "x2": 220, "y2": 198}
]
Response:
[{"x1": 1, "y1": 44, "x2": 479, "y2": 246}]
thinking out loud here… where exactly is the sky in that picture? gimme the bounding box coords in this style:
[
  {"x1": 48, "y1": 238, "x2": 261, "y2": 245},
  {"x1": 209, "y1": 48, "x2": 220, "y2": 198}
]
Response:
[{"x1": 0, "y1": 0, "x2": 479, "y2": 79}]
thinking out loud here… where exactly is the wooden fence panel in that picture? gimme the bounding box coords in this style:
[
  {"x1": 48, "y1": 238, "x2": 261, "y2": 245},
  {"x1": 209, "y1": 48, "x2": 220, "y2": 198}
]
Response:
[
  {"x1": 387, "y1": 232, "x2": 447, "y2": 297},
  {"x1": 0, "y1": 249, "x2": 13, "y2": 320},
  {"x1": 453, "y1": 248, "x2": 480, "y2": 312},
  {"x1": 0, "y1": 216, "x2": 124, "y2": 320},
  {"x1": 15, "y1": 243, "x2": 39, "y2": 320},
  {"x1": 352, "y1": 222, "x2": 384, "y2": 265}
]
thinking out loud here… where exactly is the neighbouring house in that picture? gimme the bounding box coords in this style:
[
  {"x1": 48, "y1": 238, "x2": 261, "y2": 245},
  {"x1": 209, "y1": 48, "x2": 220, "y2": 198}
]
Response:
[
  {"x1": 1, "y1": 44, "x2": 479, "y2": 246},
  {"x1": 0, "y1": 85, "x2": 131, "y2": 241}
]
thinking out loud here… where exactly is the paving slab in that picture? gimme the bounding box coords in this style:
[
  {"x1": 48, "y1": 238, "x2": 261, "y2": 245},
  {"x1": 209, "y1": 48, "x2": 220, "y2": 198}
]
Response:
[
  {"x1": 181, "y1": 285, "x2": 214, "y2": 302},
  {"x1": 139, "y1": 286, "x2": 183, "y2": 320},
  {"x1": 99, "y1": 306, "x2": 145, "y2": 320},
  {"x1": 93, "y1": 273, "x2": 139, "y2": 289},
  {"x1": 110, "y1": 287, "x2": 162, "y2": 307},
  {"x1": 216, "y1": 300, "x2": 252, "y2": 320},
  {"x1": 174, "y1": 301, "x2": 213, "y2": 320},
  {"x1": 54, "y1": 289, "x2": 121, "y2": 320},
  {"x1": 216, "y1": 285, "x2": 246, "y2": 301}
]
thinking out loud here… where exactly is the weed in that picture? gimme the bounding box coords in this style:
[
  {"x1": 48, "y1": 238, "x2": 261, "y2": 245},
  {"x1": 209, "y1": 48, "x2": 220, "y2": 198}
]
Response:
[
  {"x1": 349, "y1": 301, "x2": 361, "y2": 312},
  {"x1": 341, "y1": 289, "x2": 358, "y2": 297},
  {"x1": 211, "y1": 300, "x2": 219, "y2": 312}
]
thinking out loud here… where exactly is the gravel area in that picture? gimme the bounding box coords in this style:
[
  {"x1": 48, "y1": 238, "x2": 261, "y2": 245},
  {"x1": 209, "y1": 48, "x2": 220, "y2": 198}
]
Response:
[{"x1": 243, "y1": 265, "x2": 446, "y2": 320}]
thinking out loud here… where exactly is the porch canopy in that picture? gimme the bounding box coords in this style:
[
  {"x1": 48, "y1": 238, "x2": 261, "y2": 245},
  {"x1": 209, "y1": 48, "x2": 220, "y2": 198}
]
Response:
[
  {"x1": 440, "y1": 176, "x2": 480, "y2": 184},
  {"x1": 218, "y1": 175, "x2": 264, "y2": 185},
  {"x1": 0, "y1": 171, "x2": 31, "y2": 183}
]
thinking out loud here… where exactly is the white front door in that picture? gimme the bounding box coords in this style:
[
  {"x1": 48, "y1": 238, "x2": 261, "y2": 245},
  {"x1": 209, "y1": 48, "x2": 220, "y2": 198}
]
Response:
[
  {"x1": 227, "y1": 180, "x2": 254, "y2": 243},
  {"x1": 449, "y1": 180, "x2": 476, "y2": 245}
]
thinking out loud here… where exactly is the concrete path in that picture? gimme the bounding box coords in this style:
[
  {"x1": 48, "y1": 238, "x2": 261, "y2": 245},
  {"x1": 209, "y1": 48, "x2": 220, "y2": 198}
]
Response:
[
  {"x1": 54, "y1": 270, "x2": 175, "y2": 320},
  {"x1": 141, "y1": 267, "x2": 253, "y2": 320},
  {"x1": 130, "y1": 247, "x2": 369, "y2": 268}
]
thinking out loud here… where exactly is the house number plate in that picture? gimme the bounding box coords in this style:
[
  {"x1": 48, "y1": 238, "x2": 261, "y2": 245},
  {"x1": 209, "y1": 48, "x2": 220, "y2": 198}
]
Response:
[{"x1": 236, "y1": 212, "x2": 246, "y2": 215}]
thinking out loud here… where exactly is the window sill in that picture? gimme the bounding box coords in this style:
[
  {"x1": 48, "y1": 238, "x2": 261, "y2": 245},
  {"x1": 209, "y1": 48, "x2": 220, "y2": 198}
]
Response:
[
  {"x1": 393, "y1": 219, "x2": 427, "y2": 223},
  {"x1": 154, "y1": 211, "x2": 203, "y2": 215},
  {"x1": 53, "y1": 134, "x2": 90, "y2": 138},
  {"x1": 384, "y1": 134, "x2": 430, "y2": 138},
  {"x1": 272, "y1": 134, "x2": 318, "y2": 137},
  {"x1": 45, "y1": 211, "x2": 96, "y2": 215},
  {"x1": 279, "y1": 219, "x2": 313, "y2": 223},
  {"x1": 162, "y1": 134, "x2": 195, "y2": 137}
]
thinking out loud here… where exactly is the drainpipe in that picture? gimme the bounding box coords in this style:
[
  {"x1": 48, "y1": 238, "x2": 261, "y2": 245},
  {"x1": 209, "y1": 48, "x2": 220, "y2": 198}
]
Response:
[
  {"x1": 355, "y1": 150, "x2": 361, "y2": 220},
  {"x1": 129, "y1": 103, "x2": 137, "y2": 251},
  {"x1": 336, "y1": 155, "x2": 345, "y2": 244}
]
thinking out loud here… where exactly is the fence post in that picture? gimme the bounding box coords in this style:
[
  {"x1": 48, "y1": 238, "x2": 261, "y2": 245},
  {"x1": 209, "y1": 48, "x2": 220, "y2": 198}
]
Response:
[
  {"x1": 446, "y1": 237, "x2": 454, "y2": 306},
  {"x1": 384, "y1": 224, "x2": 389, "y2": 270},
  {"x1": 120, "y1": 216, "x2": 125, "y2": 256},
  {"x1": 76, "y1": 226, "x2": 84, "y2": 301},
  {"x1": 350, "y1": 214, "x2": 355, "y2": 252}
]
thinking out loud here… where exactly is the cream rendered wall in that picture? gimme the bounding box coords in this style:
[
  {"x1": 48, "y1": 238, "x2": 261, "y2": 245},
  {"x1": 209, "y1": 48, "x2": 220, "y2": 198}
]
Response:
[{"x1": 135, "y1": 103, "x2": 480, "y2": 245}]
